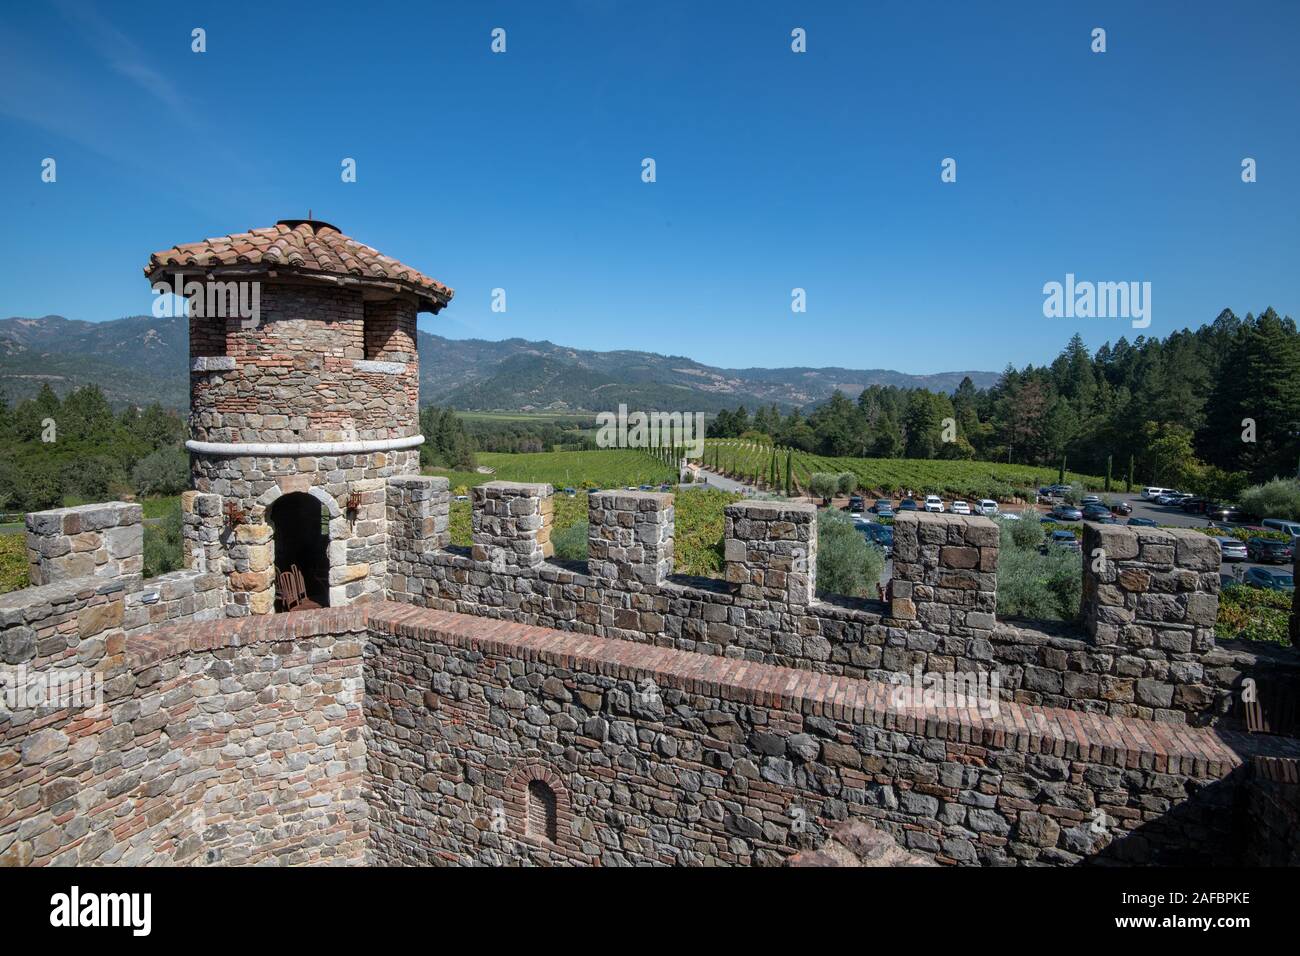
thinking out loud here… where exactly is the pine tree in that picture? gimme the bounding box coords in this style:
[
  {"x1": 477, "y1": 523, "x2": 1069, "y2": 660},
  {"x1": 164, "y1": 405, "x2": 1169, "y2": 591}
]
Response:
[{"x1": 1105, "y1": 455, "x2": 1112, "y2": 492}]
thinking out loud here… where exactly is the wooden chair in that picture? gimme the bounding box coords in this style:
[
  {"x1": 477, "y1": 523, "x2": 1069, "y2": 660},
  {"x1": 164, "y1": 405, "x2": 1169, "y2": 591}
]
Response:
[{"x1": 277, "y1": 564, "x2": 307, "y2": 611}]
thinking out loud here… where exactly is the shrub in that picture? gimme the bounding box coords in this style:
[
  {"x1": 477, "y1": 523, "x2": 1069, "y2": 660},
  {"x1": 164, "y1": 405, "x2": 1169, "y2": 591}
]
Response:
[
  {"x1": 143, "y1": 503, "x2": 183, "y2": 578},
  {"x1": 996, "y1": 522, "x2": 1080, "y2": 621},
  {"x1": 1007, "y1": 514, "x2": 1044, "y2": 550},
  {"x1": 808, "y1": 472, "x2": 839, "y2": 503},
  {"x1": 1216, "y1": 584, "x2": 1291, "y2": 644},
  {"x1": 815, "y1": 509, "x2": 885, "y2": 599},
  {"x1": 133, "y1": 447, "x2": 190, "y2": 498},
  {"x1": 0, "y1": 533, "x2": 28, "y2": 594},
  {"x1": 1239, "y1": 478, "x2": 1300, "y2": 522},
  {"x1": 836, "y1": 472, "x2": 858, "y2": 495},
  {"x1": 551, "y1": 521, "x2": 589, "y2": 561}
]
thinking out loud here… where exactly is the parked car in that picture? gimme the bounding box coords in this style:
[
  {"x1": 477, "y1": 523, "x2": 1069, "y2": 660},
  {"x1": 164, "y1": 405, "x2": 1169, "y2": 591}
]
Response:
[
  {"x1": 858, "y1": 522, "x2": 894, "y2": 556},
  {"x1": 997, "y1": 510, "x2": 1022, "y2": 521},
  {"x1": 1081, "y1": 504, "x2": 1111, "y2": 522},
  {"x1": 1109, "y1": 501, "x2": 1132, "y2": 516},
  {"x1": 1127, "y1": 516, "x2": 1157, "y2": 527},
  {"x1": 1081, "y1": 495, "x2": 1102, "y2": 507},
  {"x1": 872, "y1": 499, "x2": 895, "y2": 517},
  {"x1": 1208, "y1": 504, "x2": 1250, "y2": 524},
  {"x1": 1042, "y1": 530, "x2": 1082, "y2": 553},
  {"x1": 1155, "y1": 492, "x2": 1185, "y2": 506},
  {"x1": 453, "y1": 494, "x2": 470, "y2": 501},
  {"x1": 1246, "y1": 537, "x2": 1294, "y2": 564},
  {"x1": 848, "y1": 495, "x2": 864, "y2": 513},
  {"x1": 897, "y1": 499, "x2": 918, "y2": 511},
  {"x1": 976, "y1": 499, "x2": 999, "y2": 516},
  {"x1": 1241, "y1": 567, "x2": 1295, "y2": 592},
  {"x1": 1213, "y1": 536, "x2": 1248, "y2": 561},
  {"x1": 563, "y1": 487, "x2": 577, "y2": 496},
  {"x1": 1141, "y1": 486, "x2": 1174, "y2": 500},
  {"x1": 1049, "y1": 505, "x2": 1083, "y2": 521},
  {"x1": 949, "y1": 500, "x2": 971, "y2": 515},
  {"x1": 923, "y1": 495, "x2": 944, "y2": 513}
]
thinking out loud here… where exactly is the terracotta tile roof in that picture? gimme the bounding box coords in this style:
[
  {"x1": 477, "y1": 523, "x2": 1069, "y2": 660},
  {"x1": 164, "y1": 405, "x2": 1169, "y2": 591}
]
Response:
[{"x1": 144, "y1": 219, "x2": 453, "y2": 311}]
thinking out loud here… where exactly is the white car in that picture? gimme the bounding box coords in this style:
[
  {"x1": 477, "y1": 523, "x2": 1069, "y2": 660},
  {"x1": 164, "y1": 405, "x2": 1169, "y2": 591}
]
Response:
[
  {"x1": 949, "y1": 500, "x2": 971, "y2": 515},
  {"x1": 924, "y1": 495, "x2": 944, "y2": 513},
  {"x1": 976, "y1": 499, "x2": 999, "y2": 516},
  {"x1": 998, "y1": 511, "x2": 1022, "y2": 521}
]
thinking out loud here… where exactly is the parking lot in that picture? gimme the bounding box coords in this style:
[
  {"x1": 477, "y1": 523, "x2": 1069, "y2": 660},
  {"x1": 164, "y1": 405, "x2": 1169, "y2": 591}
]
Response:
[{"x1": 850, "y1": 492, "x2": 1292, "y2": 589}]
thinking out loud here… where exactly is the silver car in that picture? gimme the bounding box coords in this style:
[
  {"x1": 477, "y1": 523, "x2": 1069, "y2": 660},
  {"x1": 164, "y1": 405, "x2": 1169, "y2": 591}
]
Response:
[{"x1": 1213, "y1": 536, "x2": 1247, "y2": 562}]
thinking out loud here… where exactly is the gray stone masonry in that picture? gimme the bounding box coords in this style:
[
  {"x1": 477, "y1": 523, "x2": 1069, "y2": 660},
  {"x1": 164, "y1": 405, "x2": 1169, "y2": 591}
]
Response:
[
  {"x1": 181, "y1": 490, "x2": 224, "y2": 575},
  {"x1": 1081, "y1": 522, "x2": 1220, "y2": 654},
  {"x1": 471, "y1": 481, "x2": 554, "y2": 569},
  {"x1": 891, "y1": 511, "x2": 998, "y2": 634},
  {"x1": 724, "y1": 499, "x2": 816, "y2": 604},
  {"x1": 25, "y1": 502, "x2": 143, "y2": 586},
  {"x1": 386, "y1": 475, "x2": 450, "y2": 604},
  {"x1": 588, "y1": 491, "x2": 674, "y2": 588}
]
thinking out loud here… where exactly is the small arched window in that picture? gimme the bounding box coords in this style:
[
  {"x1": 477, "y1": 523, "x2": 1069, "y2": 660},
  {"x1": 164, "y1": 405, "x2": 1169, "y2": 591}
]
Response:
[{"x1": 526, "y1": 779, "x2": 558, "y2": 843}]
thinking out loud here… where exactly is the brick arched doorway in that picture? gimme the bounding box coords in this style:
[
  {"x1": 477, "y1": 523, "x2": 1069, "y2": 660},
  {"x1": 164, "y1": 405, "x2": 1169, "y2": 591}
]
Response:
[{"x1": 268, "y1": 492, "x2": 330, "y2": 610}]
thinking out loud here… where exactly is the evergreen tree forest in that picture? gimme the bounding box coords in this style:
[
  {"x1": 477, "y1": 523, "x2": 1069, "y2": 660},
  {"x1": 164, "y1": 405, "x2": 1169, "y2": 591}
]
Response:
[{"x1": 706, "y1": 309, "x2": 1300, "y2": 497}]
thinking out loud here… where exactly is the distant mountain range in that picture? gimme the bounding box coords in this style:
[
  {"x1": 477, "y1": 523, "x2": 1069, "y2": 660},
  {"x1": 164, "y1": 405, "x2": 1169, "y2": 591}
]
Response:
[{"x1": 0, "y1": 314, "x2": 1000, "y2": 413}]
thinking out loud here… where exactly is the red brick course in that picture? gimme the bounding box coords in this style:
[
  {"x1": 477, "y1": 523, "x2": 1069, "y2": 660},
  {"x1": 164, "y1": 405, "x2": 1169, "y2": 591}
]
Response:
[{"x1": 280, "y1": 602, "x2": 1294, "y2": 779}]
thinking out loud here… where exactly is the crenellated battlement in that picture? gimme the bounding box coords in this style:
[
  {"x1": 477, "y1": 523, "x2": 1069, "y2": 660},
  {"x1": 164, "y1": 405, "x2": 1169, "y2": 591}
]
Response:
[{"x1": 4, "y1": 483, "x2": 1300, "y2": 868}]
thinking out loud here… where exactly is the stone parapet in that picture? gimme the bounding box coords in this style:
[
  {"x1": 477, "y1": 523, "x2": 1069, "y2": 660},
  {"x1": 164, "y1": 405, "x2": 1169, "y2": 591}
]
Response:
[
  {"x1": 890, "y1": 511, "x2": 998, "y2": 634},
  {"x1": 1081, "y1": 523, "x2": 1220, "y2": 654},
  {"x1": 471, "y1": 481, "x2": 553, "y2": 569},
  {"x1": 724, "y1": 500, "x2": 816, "y2": 604},
  {"x1": 587, "y1": 491, "x2": 674, "y2": 588},
  {"x1": 25, "y1": 502, "x2": 143, "y2": 586}
]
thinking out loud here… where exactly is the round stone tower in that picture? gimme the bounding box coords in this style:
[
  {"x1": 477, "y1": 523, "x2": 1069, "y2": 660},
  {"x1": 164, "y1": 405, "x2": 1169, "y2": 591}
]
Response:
[{"x1": 144, "y1": 219, "x2": 453, "y2": 615}]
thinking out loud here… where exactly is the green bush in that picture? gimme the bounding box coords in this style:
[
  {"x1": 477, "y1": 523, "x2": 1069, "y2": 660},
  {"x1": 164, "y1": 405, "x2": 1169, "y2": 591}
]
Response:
[
  {"x1": 551, "y1": 521, "x2": 589, "y2": 561},
  {"x1": 133, "y1": 447, "x2": 190, "y2": 498},
  {"x1": 815, "y1": 509, "x2": 885, "y2": 599},
  {"x1": 808, "y1": 472, "x2": 839, "y2": 502},
  {"x1": 0, "y1": 532, "x2": 28, "y2": 594},
  {"x1": 143, "y1": 502, "x2": 184, "y2": 578},
  {"x1": 1008, "y1": 514, "x2": 1044, "y2": 549},
  {"x1": 1216, "y1": 584, "x2": 1292, "y2": 644},
  {"x1": 1239, "y1": 478, "x2": 1300, "y2": 522},
  {"x1": 996, "y1": 521, "x2": 1081, "y2": 621},
  {"x1": 836, "y1": 472, "x2": 858, "y2": 495}
]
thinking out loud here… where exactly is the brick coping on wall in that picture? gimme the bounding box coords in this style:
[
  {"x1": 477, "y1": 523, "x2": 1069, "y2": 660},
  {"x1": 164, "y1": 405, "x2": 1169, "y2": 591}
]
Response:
[
  {"x1": 125, "y1": 604, "x2": 369, "y2": 672},
  {"x1": 134, "y1": 602, "x2": 1300, "y2": 780}
]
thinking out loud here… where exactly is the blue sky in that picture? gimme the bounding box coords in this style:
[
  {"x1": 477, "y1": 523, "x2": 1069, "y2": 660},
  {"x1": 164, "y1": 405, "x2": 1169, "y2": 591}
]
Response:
[{"x1": 1, "y1": 0, "x2": 1296, "y2": 374}]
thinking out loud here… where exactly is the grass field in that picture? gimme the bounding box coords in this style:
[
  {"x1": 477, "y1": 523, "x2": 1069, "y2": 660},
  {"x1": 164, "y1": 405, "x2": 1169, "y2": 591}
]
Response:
[
  {"x1": 702, "y1": 440, "x2": 1109, "y2": 500},
  {"x1": 454, "y1": 411, "x2": 595, "y2": 424},
  {"x1": 0, "y1": 532, "x2": 26, "y2": 593},
  {"x1": 447, "y1": 485, "x2": 741, "y2": 577},
  {"x1": 425, "y1": 449, "x2": 676, "y2": 492}
]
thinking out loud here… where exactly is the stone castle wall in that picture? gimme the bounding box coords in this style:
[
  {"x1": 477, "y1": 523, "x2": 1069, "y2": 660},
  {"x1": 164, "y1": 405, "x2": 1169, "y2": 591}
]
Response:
[
  {"x1": 386, "y1": 480, "x2": 1300, "y2": 728},
  {"x1": 4, "y1": 479, "x2": 1300, "y2": 867},
  {"x1": 368, "y1": 604, "x2": 1284, "y2": 866},
  {"x1": 2, "y1": 588, "x2": 367, "y2": 867}
]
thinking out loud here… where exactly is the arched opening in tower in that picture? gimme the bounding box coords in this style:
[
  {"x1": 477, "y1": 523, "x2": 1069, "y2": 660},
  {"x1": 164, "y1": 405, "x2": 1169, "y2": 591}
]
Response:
[{"x1": 267, "y1": 492, "x2": 330, "y2": 611}]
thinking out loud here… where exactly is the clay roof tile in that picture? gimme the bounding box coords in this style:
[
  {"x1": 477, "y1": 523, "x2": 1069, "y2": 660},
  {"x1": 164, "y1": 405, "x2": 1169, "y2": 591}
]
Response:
[{"x1": 144, "y1": 219, "x2": 453, "y2": 311}]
